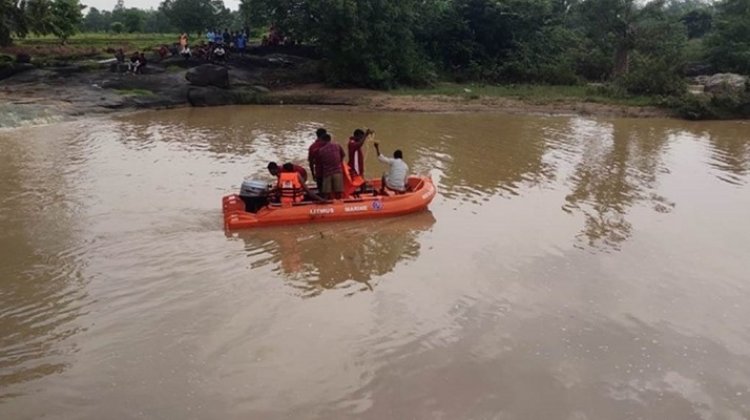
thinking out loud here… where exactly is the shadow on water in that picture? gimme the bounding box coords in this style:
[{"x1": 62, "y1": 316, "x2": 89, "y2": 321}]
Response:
[
  {"x1": 690, "y1": 122, "x2": 750, "y2": 186},
  {"x1": 228, "y1": 212, "x2": 436, "y2": 297},
  {"x1": 561, "y1": 119, "x2": 676, "y2": 251},
  {"x1": 413, "y1": 115, "x2": 560, "y2": 202}
]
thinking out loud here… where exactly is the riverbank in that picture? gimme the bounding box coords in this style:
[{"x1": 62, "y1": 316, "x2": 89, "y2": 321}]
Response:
[{"x1": 0, "y1": 47, "x2": 688, "y2": 128}]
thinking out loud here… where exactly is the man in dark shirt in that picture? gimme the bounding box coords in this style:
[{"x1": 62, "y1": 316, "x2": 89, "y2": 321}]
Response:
[
  {"x1": 314, "y1": 134, "x2": 345, "y2": 199},
  {"x1": 308, "y1": 128, "x2": 327, "y2": 192}
]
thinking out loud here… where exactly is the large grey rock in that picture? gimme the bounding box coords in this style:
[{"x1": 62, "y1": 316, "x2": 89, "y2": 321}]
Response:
[
  {"x1": 185, "y1": 64, "x2": 229, "y2": 88},
  {"x1": 704, "y1": 73, "x2": 748, "y2": 95},
  {"x1": 683, "y1": 62, "x2": 713, "y2": 77},
  {"x1": 0, "y1": 63, "x2": 34, "y2": 81},
  {"x1": 187, "y1": 86, "x2": 234, "y2": 106}
]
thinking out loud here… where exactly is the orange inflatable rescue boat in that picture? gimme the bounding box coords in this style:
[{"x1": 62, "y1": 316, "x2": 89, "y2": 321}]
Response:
[{"x1": 222, "y1": 165, "x2": 437, "y2": 229}]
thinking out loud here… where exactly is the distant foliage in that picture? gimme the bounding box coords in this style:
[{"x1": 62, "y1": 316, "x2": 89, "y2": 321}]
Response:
[
  {"x1": 4, "y1": 0, "x2": 739, "y2": 97},
  {"x1": 110, "y1": 21, "x2": 124, "y2": 34},
  {"x1": 316, "y1": 0, "x2": 436, "y2": 89},
  {"x1": 706, "y1": 0, "x2": 750, "y2": 74},
  {"x1": 50, "y1": 0, "x2": 84, "y2": 42},
  {"x1": 0, "y1": 0, "x2": 27, "y2": 46},
  {"x1": 159, "y1": 0, "x2": 229, "y2": 34}
]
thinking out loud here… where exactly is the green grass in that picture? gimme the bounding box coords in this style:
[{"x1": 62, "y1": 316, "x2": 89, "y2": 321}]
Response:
[
  {"x1": 17, "y1": 33, "x2": 179, "y2": 48},
  {"x1": 393, "y1": 83, "x2": 661, "y2": 107},
  {"x1": 115, "y1": 88, "x2": 155, "y2": 97},
  {"x1": 1, "y1": 32, "x2": 180, "y2": 61}
]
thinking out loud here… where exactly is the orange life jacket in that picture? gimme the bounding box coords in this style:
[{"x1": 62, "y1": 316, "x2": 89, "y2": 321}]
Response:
[
  {"x1": 342, "y1": 162, "x2": 365, "y2": 198},
  {"x1": 278, "y1": 172, "x2": 303, "y2": 205}
]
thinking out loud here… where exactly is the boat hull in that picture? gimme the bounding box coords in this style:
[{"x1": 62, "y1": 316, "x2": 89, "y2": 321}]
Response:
[{"x1": 223, "y1": 176, "x2": 437, "y2": 229}]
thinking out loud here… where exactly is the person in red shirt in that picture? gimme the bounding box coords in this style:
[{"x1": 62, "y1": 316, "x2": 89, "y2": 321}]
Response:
[
  {"x1": 315, "y1": 133, "x2": 346, "y2": 199},
  {"x1": 308, "y1": 128, "x2": 327, "y2": 192},
  {"x1": 347, "y1": 128, "x2": 373, "y2": 177},
  {"x1": 267, "y1": 161, "x2": 308, "y2": 183}
]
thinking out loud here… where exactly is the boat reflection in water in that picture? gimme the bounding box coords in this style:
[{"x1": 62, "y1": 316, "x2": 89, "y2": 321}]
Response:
[{"x1": 229, "y1": 212, "x2": 436, "y2": 297}]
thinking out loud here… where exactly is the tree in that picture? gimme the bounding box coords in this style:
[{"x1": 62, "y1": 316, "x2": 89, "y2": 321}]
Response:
[
  {"x1": 83, "y1": 6, "x2": 106, "y2": 31},
  {"x1": 618, "y1": 6, "x2": 688, "y2": 95},
  {"x1": 110, "y1": 21, "x2": 124, "y2": 33},
  {"x1": 0, "y1": 0, "x2": 28, "y2": 46},
  {"x1": 26, "y1": 0, "x2": 55, "y2": 36},
  {"x1": 681, "y1": 8, "x2": 712, "y2": 38},
  {"x1": 50, "y1": 0, "x2": 84, "y2": 43},
  {"x1": 706, "y1": 0, "x2": 750, "y2": 74},
  {"x1": 315, "y1": 0, "x2": 435, "y2": 88},
  {"x1": 143, "y1": 9, "x2": 175, "y2": 33},
  {"x1": 159, "y1": 0, "x2": 227, "y2": 33},
  {"x1": 239, "y1": 0, "x2": 269, "y2": 30},
  {"x1": 121, "y1": 8, "x2": 145, "y2": 32}
]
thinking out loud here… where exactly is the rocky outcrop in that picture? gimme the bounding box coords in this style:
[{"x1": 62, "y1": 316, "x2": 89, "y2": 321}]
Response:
[
  {"x1": 683, "y1": 62, "x2": 713, "y2": 77},
  {"x1": 0, "y1": 63, "x2": 34, "y2": 81},
  {"x1": 186, "y1": 86, "x2": 267, "y2": 107},
  {"x1": 187, "y1": 86, "x2": 235, "y2": 106},
  {"x1": 704, "y1": 73, "x2": 748, "y2": 95},
  {"x1": 185, "y1": 64, "x2": 229, "y2": 88}
]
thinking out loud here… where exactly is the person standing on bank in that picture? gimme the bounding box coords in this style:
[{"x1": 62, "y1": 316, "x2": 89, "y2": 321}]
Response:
[
  {"x1": 315, "y1": 134, "x2": 346, "y2": 200},
  {"x1": 374, "y1": 141, "x2": 409, "y2": 194},
  {"x1": 308, "y1": 128, "x2": 327, "y2": 192}
]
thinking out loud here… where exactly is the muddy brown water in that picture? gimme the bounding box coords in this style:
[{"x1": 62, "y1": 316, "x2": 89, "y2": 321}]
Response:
[{"x1": 1, "y1": 107, "x2": 749, "y2": 419}]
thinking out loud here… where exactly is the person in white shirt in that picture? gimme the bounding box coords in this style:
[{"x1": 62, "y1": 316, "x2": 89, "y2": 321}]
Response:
[{"x1": 374, "y1": 141, "x2": 409, "y2": 194}]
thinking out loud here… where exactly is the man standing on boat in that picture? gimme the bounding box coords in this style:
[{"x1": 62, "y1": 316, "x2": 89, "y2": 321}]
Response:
[
  {"x1": 347, "y1": 128, "x2": 373, "y2": 177},
  {"x1": 374, "y1": 142, "x2": 409, "y2": 194},
  {"x1": 315, "y1": 134, "x2": 346, "y2": 200},
  {"x1": 308, "y1": 128, "x2": 327, "y2": 192}
]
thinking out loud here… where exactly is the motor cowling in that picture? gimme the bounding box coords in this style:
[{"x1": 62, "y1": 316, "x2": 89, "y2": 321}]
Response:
[{"x1": 239, "y1": 179, "x2": 269, "y2": 213}]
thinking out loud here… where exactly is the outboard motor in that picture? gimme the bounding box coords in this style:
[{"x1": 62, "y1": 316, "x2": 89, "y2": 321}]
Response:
[{"x1": 239, "y1": 179, "x2": 270, "y2": 213}]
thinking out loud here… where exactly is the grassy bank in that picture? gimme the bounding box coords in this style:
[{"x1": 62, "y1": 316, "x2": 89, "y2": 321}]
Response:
[
  {"x1": 394, "y1": 83, "x2": 662, "y2": 108},
  {"x1": 0, "y1": 33, "x2": 180, "y2": 61}
]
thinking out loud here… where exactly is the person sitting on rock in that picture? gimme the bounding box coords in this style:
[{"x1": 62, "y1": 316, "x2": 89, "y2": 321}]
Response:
[
  {"x1": 135, "y1": 53, "x2": 147, "y2": 74},
  {"x1": 180, "y1": 45, "x2": 192, "y2": 60},
  {"x1": 213, "y1": 45, "x2": 226, "y2": 62},
  {"x1": 115, "y1": 48, "x2": 125, "y2": 63},
  {"x1": 128, "y1": 51, "x2": 140, "y2": 74},
  {"x1": 157, "y1": 45, "x2": 169, "y2": 60}
]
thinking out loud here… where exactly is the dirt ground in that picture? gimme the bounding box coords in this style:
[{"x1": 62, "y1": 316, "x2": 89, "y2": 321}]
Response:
[{"x1": 269, "y1": 84, "x2": 670, "y2": 118}]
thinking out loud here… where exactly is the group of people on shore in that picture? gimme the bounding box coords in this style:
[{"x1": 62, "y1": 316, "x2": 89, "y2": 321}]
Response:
[
  {"x1": 200, "y1": 28, "x2": 249, "y2": 62},
  {"x1": 267, "y1": 128, "x2": 409, "y2": 203},
  {"x1": 115, "y1": 49, "x2": 147, "y2": 74}
]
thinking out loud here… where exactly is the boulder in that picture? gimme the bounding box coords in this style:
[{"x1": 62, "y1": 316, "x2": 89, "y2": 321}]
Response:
[
  {"x1": 0, "y1": 63, "x2": 35, "y2": 81},
  {"x1": 185, "y1": 64, "x2": 229, "y2": 88},
  {"x1": 693, "y1": 75, "x2": 710, "y2": 86},
  {"x1": 683, "y1": 62, "x2": 713, "y2": 77},
  {"x1": 704, "y1": 73, "x2": 748, "y2": 95},
  {"x1": 187, "y1": 86, "x2": 235, "y2": 106},
  {"x1": 16, "y1": 53, "x2": 31, "y2": 64}
]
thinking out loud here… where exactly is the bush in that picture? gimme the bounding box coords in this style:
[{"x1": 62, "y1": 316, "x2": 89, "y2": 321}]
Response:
[
  {"x1": 668, "y1": 91, "x2": 750, "y2": 119},
  {"x1": 110, "y1": 22, "x2": 124, "y2": 34},
  {"x1": 616, "y1": 52, "x2": 686, "y2": 96}
]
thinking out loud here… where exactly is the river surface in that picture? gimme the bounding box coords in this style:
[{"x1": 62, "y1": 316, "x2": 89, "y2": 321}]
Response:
[{"x1": 1, "y1": 107, "x2": 749, "y2": 419}]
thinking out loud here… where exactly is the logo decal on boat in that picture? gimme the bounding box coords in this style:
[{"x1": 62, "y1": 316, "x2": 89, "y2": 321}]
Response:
[
  {"x1": 344, "y1": 205, "x2": 368, "y2": 213},
  {"x1": 371, "y1": 200, "x2": 383, "y2": 211},
  {"x1": 310, "y1": 208, "x2": 334, "y2": 215}
]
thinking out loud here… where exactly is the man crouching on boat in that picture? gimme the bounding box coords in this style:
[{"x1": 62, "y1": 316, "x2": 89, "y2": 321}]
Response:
[
  {"x1": 272, "y1": 163, "x2": 322, "y2": 205},
  {"x1": 267, "y1": 161, "x2": 308, "y2": 183}
]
